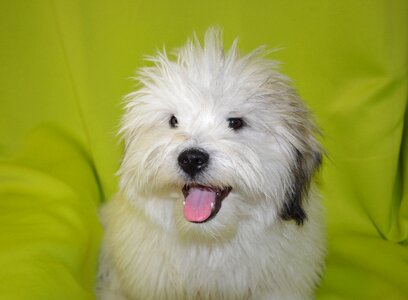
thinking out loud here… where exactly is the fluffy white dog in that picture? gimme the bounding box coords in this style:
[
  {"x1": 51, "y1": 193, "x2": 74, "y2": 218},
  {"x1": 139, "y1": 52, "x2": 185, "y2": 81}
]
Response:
[{"x1": 97, "y1": 28, "x2": 325, "y2": 300}]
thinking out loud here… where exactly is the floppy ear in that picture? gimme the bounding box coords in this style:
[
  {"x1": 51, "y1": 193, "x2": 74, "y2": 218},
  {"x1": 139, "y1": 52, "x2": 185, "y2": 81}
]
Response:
[{"x1": 280, "y1": 147, "x2": 322, "y2": 225}]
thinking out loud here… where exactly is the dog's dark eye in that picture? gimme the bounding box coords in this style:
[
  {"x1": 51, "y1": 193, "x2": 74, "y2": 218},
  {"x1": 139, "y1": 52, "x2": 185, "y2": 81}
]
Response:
[
  {"x1": 228, "y1": 118, "x2": 244, "y2": 130},
  {"x1": 169, "y1": 115, "x2": 178, "y2": 128}
]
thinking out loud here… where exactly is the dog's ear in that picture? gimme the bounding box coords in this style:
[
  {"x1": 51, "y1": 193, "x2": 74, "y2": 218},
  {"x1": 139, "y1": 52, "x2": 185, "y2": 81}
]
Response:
[{"x1": 280, "y1": 147, "x2": 322, "y2": 225}]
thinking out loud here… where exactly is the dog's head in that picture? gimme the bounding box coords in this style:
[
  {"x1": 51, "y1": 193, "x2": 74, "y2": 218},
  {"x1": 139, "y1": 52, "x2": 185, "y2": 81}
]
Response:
[{"x1": 119, "y1": 29, "x2": 322, "y2": 236}]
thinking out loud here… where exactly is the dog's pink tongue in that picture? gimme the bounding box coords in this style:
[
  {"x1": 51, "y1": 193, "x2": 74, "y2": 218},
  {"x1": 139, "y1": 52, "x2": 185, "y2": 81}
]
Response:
[{"x1": 183, "y1": 187, "x2": 216, "y2": 222}]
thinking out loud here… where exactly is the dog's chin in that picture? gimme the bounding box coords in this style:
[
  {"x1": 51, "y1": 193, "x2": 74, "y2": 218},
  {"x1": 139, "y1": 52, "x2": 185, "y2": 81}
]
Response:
[
  {"x1": 172, "y1": 184, "x2": 241, "y2": 243},
  {"x1": 128, "y1": 176, "x2": 244, "y2": 242}
]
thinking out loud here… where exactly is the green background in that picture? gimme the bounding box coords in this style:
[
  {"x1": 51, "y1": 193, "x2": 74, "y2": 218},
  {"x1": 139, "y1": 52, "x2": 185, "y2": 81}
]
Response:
[{"x1": 0, "y1": 1, "x2": 407, "y2": 299}]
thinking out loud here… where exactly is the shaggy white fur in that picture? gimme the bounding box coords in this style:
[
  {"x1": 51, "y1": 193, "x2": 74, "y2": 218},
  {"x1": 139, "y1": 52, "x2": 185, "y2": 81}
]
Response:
[{"x1": 97, "y1": 28, "x2": 325, "y2": 300}]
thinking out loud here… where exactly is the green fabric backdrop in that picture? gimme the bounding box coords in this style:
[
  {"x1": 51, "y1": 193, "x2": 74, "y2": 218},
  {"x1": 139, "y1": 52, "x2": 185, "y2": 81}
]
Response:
[{"x1": 0, "y1": 1, "x2": 407, "y2": 299}]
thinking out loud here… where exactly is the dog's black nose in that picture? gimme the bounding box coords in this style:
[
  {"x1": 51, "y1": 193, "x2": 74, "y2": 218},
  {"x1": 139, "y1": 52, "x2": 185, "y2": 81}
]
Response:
[{"x1": 178, "y1": 148, "x2": 209, "y2": 177}]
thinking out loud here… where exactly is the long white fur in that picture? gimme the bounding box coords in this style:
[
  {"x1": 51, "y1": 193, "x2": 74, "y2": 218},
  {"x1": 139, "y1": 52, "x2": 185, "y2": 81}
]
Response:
[{"x1": 97, "y1": 28, "x2": 325, "y2": 300}]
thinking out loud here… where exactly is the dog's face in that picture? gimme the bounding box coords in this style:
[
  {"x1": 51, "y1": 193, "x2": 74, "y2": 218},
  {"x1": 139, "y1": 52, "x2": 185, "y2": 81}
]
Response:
[{"x1": 119, "y1": 29, "x2": 321, "y2": 237}]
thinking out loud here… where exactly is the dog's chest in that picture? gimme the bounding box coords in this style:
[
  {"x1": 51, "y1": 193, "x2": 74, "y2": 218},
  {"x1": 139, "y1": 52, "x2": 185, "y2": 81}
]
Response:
[{"x1": 119, "y1": 230, "x2": 272, "y2": 299}]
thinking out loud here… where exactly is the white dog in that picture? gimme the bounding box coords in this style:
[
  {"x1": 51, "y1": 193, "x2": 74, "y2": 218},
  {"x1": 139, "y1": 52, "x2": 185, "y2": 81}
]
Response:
[{"x1": 97, "y1": 28, "x2": 325, "y2": 300}]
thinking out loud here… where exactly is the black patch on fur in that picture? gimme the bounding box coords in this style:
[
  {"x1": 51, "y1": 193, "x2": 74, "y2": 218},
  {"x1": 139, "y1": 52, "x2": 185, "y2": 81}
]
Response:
[{"x1": 280, "y1": 148, "x2": 322, "y2": 226}]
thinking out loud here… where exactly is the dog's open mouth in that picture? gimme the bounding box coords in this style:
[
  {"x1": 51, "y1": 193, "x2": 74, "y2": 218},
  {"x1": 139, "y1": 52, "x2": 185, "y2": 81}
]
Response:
[{"x1": 182, "y1": 184, "x2": 232, "y2": 223}]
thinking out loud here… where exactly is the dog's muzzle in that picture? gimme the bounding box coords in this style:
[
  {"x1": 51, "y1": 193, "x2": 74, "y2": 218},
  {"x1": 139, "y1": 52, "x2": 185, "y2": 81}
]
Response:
[{"x1": 178, "y1": 148, "x2": 232, "y2": 223}]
